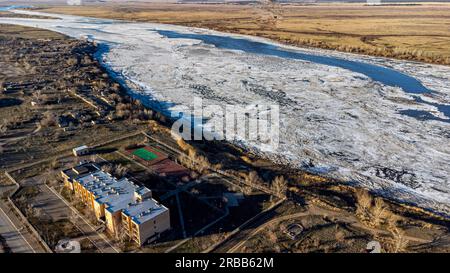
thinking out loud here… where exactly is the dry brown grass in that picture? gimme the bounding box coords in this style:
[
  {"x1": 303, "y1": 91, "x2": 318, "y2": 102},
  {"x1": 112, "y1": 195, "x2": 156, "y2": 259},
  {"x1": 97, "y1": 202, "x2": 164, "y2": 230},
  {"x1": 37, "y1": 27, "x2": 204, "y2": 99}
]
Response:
[
  {"x1": 37, "y1": 3, "x2": 450, "y2": 65},
  {"x1": 0, "y1": 24, "x2": 65, "y2": 39}
]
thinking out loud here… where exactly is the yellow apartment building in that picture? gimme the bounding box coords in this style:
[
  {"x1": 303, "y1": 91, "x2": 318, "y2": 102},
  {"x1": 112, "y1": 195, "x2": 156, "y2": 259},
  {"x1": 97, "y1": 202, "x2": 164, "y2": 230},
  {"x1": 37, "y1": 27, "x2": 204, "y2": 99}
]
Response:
[{"x1": 61, "y1": 163, "x2": 170, "y2": 245}]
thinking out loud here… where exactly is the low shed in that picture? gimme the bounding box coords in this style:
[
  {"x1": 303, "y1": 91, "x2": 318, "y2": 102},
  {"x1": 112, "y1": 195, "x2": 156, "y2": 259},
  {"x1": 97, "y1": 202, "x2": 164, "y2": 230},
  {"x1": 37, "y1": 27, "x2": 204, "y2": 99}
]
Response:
[{"x1": 73, "y1": 145, "x2": 89, "y2": 156}]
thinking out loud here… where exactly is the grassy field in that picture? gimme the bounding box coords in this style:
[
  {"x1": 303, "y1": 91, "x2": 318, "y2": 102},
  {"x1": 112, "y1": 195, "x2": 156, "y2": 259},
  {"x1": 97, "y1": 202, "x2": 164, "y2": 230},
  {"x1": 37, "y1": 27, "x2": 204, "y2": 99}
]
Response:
[
  {"x1": 35, "y1": 2, "x2": 450, "y2": 65},
  {"x1": 0, "y1": 23, "x2": 65, "y2": 39}
]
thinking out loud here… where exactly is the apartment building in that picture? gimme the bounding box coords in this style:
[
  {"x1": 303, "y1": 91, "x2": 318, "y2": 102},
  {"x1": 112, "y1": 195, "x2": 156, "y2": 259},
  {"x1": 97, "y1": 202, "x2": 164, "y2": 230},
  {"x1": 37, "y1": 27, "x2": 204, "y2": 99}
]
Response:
[
  {"x1": 61, "y1": 163, "x2": 170, "y2": 245},
  {"x1": 61, "y1": 162, "x2": 100, "y2": 191},
  {"x1": 122, "y1": 198, "x2": 171, "y2": 245}
]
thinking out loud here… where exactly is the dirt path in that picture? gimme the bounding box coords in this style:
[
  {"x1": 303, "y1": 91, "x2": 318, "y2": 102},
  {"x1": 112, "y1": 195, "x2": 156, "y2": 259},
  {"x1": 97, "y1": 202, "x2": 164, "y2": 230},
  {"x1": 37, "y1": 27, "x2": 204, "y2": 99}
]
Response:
[{"x1": 227, "y1": 205, "x2": 432, "y2": 253}]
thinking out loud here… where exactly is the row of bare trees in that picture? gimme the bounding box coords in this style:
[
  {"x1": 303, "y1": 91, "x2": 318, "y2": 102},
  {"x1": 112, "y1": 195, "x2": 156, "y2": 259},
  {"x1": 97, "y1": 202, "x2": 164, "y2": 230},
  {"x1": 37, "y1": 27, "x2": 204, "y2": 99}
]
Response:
[
  {"x1": 101, "y1": 163, "x2": 129, "y2": 178},
  {"x1": 355, "y1": 189, "x2": 409, "y2": 252},
  {"x1": 244, "y1": 170, "x2": 288, "y2": 198},
  {"x1": 175, "y1": 136, "x2": 288, "y2": 198},
  {"x1": 285, "y1": 37, "x2": 450, "y2": 65}
]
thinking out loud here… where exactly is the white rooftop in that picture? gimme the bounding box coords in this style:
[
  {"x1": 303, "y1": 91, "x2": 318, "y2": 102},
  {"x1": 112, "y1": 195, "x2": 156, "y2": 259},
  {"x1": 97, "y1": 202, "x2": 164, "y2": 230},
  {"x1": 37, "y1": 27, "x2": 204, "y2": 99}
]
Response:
[
  {"x1": 77, "y1": 171, "x2": 137, "y2": 213},
  {"x1": 76, "y1": 170, "x2": 163, "y2": 224},
  {"x1": 123, "y1": 198, "x2": 168, "y2": 225},
  {"x1": 73, "y1": 145, "x2": 89, "y2": 152}
]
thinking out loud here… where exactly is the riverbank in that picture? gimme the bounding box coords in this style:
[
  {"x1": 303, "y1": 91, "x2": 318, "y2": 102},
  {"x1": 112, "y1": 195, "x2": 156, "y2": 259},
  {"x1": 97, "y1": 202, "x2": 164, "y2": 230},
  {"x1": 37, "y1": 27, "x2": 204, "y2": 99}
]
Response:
[{"x1": 32, "y1": 2, "x2": 450, "y2": 66}]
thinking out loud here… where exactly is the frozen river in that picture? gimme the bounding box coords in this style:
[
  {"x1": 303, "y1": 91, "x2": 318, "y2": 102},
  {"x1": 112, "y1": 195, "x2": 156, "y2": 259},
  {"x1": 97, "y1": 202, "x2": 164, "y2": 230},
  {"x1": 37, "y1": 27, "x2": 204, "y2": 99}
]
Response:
[{"x1": 1, "y1": 8, "x2": 449, "y2": 215}]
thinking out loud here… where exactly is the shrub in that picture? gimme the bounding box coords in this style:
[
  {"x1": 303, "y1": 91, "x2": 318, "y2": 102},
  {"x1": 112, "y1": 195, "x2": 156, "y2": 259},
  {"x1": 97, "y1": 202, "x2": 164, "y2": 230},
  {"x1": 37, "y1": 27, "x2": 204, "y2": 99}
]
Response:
[{"x1": 40, "y1": 111, "x2": 56, "y2": 127}]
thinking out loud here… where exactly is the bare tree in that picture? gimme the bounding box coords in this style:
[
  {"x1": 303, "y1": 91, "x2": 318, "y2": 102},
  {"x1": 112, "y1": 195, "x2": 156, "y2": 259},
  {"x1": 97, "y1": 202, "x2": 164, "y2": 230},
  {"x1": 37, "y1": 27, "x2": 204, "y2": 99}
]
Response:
[
  {"x1": 66, "y1": 57, "x2": 78, "y2": 66},
  {"x1": 334, "y1": 227, "x2": 346, "y2": 244},
  {"x1": 115, "y1": 164, "x2": 129, "y2": 178},
  {"x1": 242, "y1": 185, "x2": 253, "y2": 196},
  {"x1": 195, "y1": 155, "x2": 210, "y2": 174},
  {"x1": 50, "y1": 159, "x2": 60, "y2": 170},
  {"x1": 0, "y1": 124, "x2": 7, "y2": 134},
  {"x1": 372, "y1": 198, "x2": 388, "y2": 227},
  {"x1": 355, "y1": 189, "x2": 373, "y2": 223},
  {"x1": 33, "y1": 90, "x2": 43, "y2": 104},
  {"x1": 89, "y1": 154, "x2": 97, "y2": 163},
  {"x1": 190, "y1": 171, "x2": 199, "y2": 180},
  {"x1": 271, "y1": 175, "x2": 287, "y2": 198},
  {"x1": 40, "y1": 111, "x2": 56, "y2": 127},
  {"x1": 391, "y1": 228, "x2": 409, "y2": 253},
  {"x1": 246, "y1": 171, "x2": 261, "y2": 186},
  {"x1": 101, "y1": 164, "x2": 113, "y2": 174},
  {"x1": 355, "y1": 189, "x2": 392, "y2": 228}
]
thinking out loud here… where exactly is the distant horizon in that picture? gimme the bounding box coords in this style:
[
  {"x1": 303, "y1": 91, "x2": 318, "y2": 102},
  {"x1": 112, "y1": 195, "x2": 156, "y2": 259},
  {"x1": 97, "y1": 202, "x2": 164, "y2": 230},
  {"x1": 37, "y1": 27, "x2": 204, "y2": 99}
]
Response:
[{"x1": 2, "y1": 0, "x2": 450, "y2": 5}]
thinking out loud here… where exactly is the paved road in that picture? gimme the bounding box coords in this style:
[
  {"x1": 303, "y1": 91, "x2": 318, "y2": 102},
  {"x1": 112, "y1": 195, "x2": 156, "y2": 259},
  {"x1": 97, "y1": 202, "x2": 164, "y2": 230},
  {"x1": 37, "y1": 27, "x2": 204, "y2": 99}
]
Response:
[
  {"x1": 16, "y1": 176, "x2": 119, "y2": 253},
  {"x1": 0, "y1": 205, "x2": 38, "y2": 253},
  {"x1": 43, "y1": 184, "x2": 119, "y2": 253}
]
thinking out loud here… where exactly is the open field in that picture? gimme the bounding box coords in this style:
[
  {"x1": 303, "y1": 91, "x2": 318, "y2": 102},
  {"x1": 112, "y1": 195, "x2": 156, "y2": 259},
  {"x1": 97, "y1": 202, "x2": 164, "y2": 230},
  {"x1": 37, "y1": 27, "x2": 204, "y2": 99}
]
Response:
[
  {"x1": 0, "y1": 11, "x2": 56, "y2": 20},
  {"x1": 0, "y1": 23, "x2": 64, "y2": 39},
  {"x1": 0, "y1": 24, "x2": 152, "y2": 171},
  {"x1": 34, "y1": 2, "x2": 450, "y2": 65}
]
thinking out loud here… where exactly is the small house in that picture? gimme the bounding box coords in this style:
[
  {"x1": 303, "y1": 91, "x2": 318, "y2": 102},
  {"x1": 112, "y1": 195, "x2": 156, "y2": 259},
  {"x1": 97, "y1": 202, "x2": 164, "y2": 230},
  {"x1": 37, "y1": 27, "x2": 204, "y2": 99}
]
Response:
[{"x1": 73, "y1": 145, "x2": 90, "y2": 157}]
